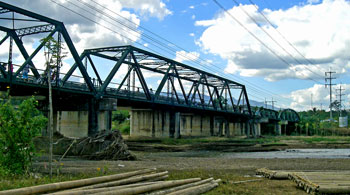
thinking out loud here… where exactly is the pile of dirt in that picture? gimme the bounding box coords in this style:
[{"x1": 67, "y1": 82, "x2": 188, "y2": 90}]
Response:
[{"x1": 37, "y1": 130, "x2": 136, "y2": 160}]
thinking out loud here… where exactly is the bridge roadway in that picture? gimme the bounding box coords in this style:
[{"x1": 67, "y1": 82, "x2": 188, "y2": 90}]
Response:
[{"x1": 0, "y1": 2, "x2": 299, "y2": 138}]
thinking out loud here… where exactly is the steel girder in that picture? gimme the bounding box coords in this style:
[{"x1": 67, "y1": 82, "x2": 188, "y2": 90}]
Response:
[
  {"x1": 278, "y1": 108, "x2": 300, "y2": 122},
  {"x1": 0, "y1": 1, "x2": 95, "y2": 93},
  {"x1": 77, "y1": 45, "x2": 252, "y2": 115}
]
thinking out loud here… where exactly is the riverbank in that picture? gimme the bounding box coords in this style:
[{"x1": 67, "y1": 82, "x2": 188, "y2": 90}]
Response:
[
  {"x1": 125, "y1": 135, "x2": 350, "y2": 152},
  {"x1": 3, "y1": 135, "x2": 350, "y2": 194}
]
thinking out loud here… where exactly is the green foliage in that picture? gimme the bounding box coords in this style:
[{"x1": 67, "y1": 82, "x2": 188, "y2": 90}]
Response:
[
  {"x1": 0, "y1": 97, "x2": 47, "y2": 175},
  {"x1": 112, "y1": 110, "x2": 130, "y2": 134}
]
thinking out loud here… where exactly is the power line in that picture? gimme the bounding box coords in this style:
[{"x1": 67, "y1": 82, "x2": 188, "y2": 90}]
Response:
[
  {"x1": 229, "y1": 0, "x2": 323, "y2": 84},
  {"x1": 80, "y1": 0, "x2": 291, "y2": 104},
  {"x1": 248, "y1": 0, "x2": 324, "y2": 79},
  {"x1": 51, "y1": 0, "x2": 292, "y2": 106}
]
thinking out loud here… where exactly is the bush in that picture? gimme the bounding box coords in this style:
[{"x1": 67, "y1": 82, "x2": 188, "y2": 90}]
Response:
[{"x1": 0, "y1": 97, "x2": 47, "y2": 175}]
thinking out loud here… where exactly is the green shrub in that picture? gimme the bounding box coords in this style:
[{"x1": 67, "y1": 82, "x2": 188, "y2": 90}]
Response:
[{"x1": 0, "y1": 97, "x2": 47, "y2": 175}]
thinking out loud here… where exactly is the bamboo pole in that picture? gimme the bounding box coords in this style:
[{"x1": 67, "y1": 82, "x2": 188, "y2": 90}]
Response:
[
  {"x1": 149, "y1": 178, "x2": 214, "y2": 195},
  {"x1": 98, "y1": 178, "x2": 201, "y2": 195},
  {"x1": 53, "y1": 171, "x2": 168, "y2": 194},
  {"x1": 0, "y1": 169, "x2": 156, "y2": 195},
  {"x1": 167, "y1": 180, "x2": 220, "y2": 195}
]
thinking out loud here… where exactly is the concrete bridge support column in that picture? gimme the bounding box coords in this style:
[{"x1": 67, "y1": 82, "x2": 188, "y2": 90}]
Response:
[
  {"x1": 224, "y1": 120, "x2": 230, "y2": 137},
  {"x1": 130, "y1": 109, "x2": 172, "y2": 138},
  {"x1": 54, "y1": 98, "x2": 115, "y2": 138},
  {"x1": 275, "y1": 123, "x2": 282, "y2": 135}
]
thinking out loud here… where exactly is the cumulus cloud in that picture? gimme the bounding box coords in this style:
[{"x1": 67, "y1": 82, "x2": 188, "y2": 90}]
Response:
[
  {"x1": 0, "y1": 0, "x2": 171, "y2": 76},
  {"x1": 195, "y1": 0, "x2": 350, "y2": 81},
  {"x1": 174, "y1": 50, "x2": 200, "y2": 63},
  {"x1": 286, "y1": 83, "x2": 350, "y2": 111}
]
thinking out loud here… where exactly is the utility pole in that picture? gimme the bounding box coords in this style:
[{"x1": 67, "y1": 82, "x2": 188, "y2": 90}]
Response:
[
  {"x1": 265, "y1": 97, "x2": 277, "y2": 110},
  {"x1": 325, "y1": 70, "x2": 336, "y2": 121},
  {"x1": 336, "y1": 84, "x2": 345, "y2": 116}
]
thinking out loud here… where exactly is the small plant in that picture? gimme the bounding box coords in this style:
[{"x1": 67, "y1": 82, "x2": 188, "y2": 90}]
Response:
[{"x1": 0, "y1": 96, "x2": 47, "y2": 175}]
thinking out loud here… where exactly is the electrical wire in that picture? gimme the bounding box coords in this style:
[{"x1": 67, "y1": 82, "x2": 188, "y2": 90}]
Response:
[{"x1": 50, "y1": 0, "x2": 292, "y2": 106}]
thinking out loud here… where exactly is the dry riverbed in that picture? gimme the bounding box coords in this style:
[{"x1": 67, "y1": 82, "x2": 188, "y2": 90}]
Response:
[{"x1": 26, "y1": 136, "x2": 350, "y2": 194}]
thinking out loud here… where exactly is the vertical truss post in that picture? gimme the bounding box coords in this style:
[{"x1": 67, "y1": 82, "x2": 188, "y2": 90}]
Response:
[{"x1": 131, "y1": 51, "x2": 151, "y2": 100}]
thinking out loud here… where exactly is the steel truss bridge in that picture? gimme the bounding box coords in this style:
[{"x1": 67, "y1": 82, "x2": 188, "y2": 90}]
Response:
[{"x1": 0, "y1": 1, "x2": 299, "y2": 126}]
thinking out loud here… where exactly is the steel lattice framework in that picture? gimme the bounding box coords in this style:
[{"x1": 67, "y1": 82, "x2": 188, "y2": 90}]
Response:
[
  {"x1": 0, "y1": 1, "x2": 303, "y2": 123},
  {"x1": 61, "y1": 45, "x2": 252, "y2": 115}
]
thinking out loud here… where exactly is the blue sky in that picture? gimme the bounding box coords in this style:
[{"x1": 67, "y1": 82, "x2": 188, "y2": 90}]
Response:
[{"x1": 2, "y1": 0, "x2": 350, "y2": 111}]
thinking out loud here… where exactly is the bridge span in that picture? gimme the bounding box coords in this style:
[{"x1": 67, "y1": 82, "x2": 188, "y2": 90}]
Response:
[{"x1": 0, "y1": 2, "x2": 299, "y2": 138}]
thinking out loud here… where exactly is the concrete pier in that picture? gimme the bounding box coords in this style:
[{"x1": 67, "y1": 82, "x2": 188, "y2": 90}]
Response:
[{"x1": 129, "y1": 109, "x2": 257, "y2": 138}]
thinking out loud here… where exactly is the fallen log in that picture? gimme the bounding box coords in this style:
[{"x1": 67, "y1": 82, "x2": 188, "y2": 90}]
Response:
[{"x1": 0, "y1": 169, "x2": 156, "y2": 195}]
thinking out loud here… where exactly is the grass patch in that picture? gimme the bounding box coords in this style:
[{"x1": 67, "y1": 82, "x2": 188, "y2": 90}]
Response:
[
  {"x1": 0, "y1": 173, "x2": 104, "y2": 191},
  {"x1": 167, "y1": 169, "x2": 305, "y2": 195}
]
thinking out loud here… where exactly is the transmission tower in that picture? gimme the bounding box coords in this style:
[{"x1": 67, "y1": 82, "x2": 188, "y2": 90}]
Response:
[
  {"x1": 265, "y1": 97, "x2": 277, "y2": 110},
  {"x1": 336, "y1": 84, "x2": 345, "y2": 116},
  {"x1": 325, "y1": 70, "x2": 336, "y2": 121}
]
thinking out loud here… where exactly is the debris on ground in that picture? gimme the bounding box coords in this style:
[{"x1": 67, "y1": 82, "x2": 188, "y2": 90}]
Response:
[
  {"x1": 0, "y1": 168, "x2": 221, "y2": 195},
  {"x1": 256, "y1": 168, "x2": 291, "y2": 180},
  {"x1": 36, "y1": 130, "x2": 136, "y2": 160}
]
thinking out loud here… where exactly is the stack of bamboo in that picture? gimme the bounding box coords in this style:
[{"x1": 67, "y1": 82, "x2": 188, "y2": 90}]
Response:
[
  {"x1": 288, "y1": 171, "x2": 350, "y2": 194},
  {"x1": 0, "y1": 168, "x2": 221, "y2": 195},
  {"x1": 256, "y1": 168, "x2": 290, "y2": 180}
]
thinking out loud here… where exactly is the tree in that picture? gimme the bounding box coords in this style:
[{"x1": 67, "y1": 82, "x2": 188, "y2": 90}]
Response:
[
  {"x1": 0, "y1": 97, "x2": 47, "y2": 175},
  {"x1": 330, "y1": 100, "x2": 341, "y2": 112},
  {"x1": 41, "y1": 36, "x2": 66, "y2": 178}
]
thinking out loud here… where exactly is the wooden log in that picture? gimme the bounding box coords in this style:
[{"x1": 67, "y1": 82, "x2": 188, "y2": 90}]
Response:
[
  {"x1": 148, "y1": 175, "x2": 168, "y2": 182},
  {"x1": 149, "y1": 178, "x2": 214, "y2": 195},
  {"x1": 167, "y1": 180, "x2": 219, "y2": 195},
  {"x1": 70, "y1": 171, "x2": 168, "y2": 191},
  {"x1": 52, "y1": 172, "x2": 168, "y2": 194},
  {"x1": 0, "y1": 168, "x2": 156, "y2": 195},
  {"x1": 98, "y1": 178, "x2": 202, "y2": 195}
]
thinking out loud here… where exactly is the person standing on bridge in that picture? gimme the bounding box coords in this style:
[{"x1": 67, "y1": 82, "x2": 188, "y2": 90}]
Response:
[{"x1": 22, "y1": 64, "x2": 30, "y2": 80}]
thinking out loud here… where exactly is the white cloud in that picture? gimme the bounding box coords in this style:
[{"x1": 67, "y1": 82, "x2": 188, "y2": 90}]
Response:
[
  {"x1": 287, "y1": 83, "x2": 350, "y2": 111},
  {"x1": 192, "y1": 15, "x2": 196, "y2": 20},
  {"x1": 119, "y1": 0, "x2": 172, "y2": 20},
  {"x1": 189, "y1": 33, "x2": 195, "y2": 37},
  {"x1": 174, "y1": 50, "x2": 200, "y2": 63},
  {"x1": 0, "y1": 0, "x2": 171, "y2": 80},
  {"x1": 307, "y1": 0, "x2": 320, "y2": 4},
  {"x1": 189, "y1": 5, "x2": 195, "y2": 9},
  {"x1": 195, "y1": 0, "x2": 350, "y2": 81}
]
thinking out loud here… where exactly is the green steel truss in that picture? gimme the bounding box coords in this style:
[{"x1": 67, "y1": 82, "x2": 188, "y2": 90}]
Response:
[
  {"x1": 0, "y1": 1, "x2": 302, "y2": 122},
  {"x1": 61, "y1": 45, "x2": 252, "y2": 115}
]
